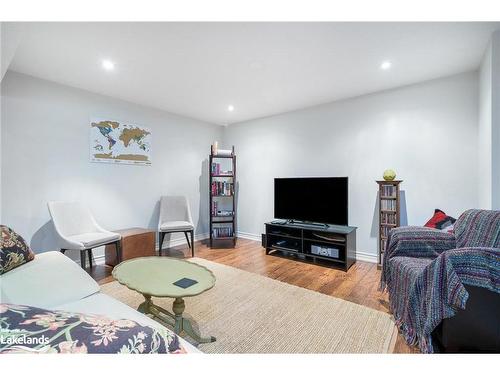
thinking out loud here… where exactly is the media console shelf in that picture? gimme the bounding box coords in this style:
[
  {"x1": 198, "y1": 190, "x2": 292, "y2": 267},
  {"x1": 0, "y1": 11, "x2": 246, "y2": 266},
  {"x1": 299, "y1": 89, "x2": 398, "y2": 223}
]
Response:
[{"x1": 264, "y1": 222, "x2": 357, "y2": 271}]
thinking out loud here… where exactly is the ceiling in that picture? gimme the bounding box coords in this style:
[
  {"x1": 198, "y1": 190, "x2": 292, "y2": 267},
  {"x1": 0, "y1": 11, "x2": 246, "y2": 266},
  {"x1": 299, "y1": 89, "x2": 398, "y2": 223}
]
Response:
[{"x1": 5, "y1": 22, "x2": 500, "y2": 125}]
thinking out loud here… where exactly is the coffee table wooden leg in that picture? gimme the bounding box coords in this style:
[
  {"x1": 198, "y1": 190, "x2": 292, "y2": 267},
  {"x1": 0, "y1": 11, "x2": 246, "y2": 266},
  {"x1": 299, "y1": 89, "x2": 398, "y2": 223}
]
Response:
[
  {"x1": 141, "y1": 296, "x2": 176, "y2": 328},
  {"x1": 138, "y1": 295, "x2": 216, "y2": 344},
  {"x1": 172, "y1": 297, "x2": 185, "y2": 334},
  {"x1": 138, "y1": 294, "x2": 152, "y2": 314},
  {"x1": 181, "y1": 317, "x2": 216, "y2": 343},
  {"x1": 172, "y1": 297, "x2": 215, "y2": 343}
]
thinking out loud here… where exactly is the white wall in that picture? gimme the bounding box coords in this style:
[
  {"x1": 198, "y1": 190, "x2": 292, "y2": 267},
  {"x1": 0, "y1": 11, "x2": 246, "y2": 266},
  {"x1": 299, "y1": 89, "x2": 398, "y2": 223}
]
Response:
[
  {"x1": 0, "y1": 70, "x2": 486, "y2": 262},
  {"x1": 478, "y1": 43, "x2": 492, "y2": 209},
  {"x1": 0, "y1": 23, "x2": 23, "y2": 82},
  {"x1": 1, "y1": 71, "x2": 223, "y2": 258},
  {"x1": 0, "y1": 24, "x2": 3, "y2": 221},
  {"x1": 478, "y1": 29, "x2": 500, "y2": 210},
  {"x1": 223, "y1": 72, "x2": 479, "y2": 259},
  {"x1": 492, "y1": 30, "x2": 500, "y2": 209}
]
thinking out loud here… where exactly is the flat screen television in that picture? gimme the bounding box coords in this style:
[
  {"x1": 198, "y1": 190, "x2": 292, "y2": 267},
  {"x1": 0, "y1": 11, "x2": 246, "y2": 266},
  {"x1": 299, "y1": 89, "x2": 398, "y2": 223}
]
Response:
[{"x1": 274, "y1": 177, "x2": 348, "y2": 226}]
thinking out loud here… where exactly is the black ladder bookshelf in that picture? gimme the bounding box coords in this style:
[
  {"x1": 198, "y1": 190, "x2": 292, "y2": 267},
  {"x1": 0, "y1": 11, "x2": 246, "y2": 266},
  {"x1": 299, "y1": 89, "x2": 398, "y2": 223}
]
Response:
[{"x1": 209, "y1": 145, "x2": 237, "y2": 248}]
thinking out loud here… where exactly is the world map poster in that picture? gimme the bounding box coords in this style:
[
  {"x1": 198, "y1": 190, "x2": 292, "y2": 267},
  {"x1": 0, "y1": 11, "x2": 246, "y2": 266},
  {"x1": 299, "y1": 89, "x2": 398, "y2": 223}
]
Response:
[{"x1": 90, "y1": 118, "x2": 152, "y2": 165}]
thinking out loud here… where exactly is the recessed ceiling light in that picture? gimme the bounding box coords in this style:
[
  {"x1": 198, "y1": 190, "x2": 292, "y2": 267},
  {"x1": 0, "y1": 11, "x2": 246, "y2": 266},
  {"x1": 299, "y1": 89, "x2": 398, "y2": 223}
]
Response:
[
  {"x1": 102, "y1": 59, "x2": 115, "y2": 71},
  {"x1": 380, "y1": 61, "x2": 392, "y2": 70},
  {"x1": 227, "y1": 105, "x2": 235, "y2": 112}
]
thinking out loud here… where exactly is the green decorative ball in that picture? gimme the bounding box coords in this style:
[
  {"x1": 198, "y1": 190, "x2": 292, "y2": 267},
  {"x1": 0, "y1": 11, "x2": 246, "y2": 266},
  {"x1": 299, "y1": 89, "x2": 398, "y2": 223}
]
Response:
[{"x1": 383, "y1": 169, "x2": 396, "y2": 181}]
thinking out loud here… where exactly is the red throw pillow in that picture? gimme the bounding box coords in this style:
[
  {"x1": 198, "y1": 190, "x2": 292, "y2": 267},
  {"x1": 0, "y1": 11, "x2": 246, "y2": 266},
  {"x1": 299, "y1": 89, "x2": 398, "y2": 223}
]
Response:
[{"x1": 424, "y1": 209, "x2": 456, "y2": 231}]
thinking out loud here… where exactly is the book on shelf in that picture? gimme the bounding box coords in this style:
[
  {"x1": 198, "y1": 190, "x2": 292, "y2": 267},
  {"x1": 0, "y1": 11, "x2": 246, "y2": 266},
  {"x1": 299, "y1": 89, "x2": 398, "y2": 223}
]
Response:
[
  {"x1": 380, "y1": 199, "x2": 397, "y2": 210},
  {"x1": 380, "y1": 225, "x2": 392, "y2": 238},
  {"x1": 211, "y1": 201, "x2": 234, "y2": 217},
  {"x1": 380, "y1": 238, "x2": 387, "y2": 253},
  {"x1": 211, "y1": 181, "x2": 234, "y2": 196},
  {"x1": 211, "y1": 162, "x2": 220, "y2": 175},
  {"x1": 211, "y1": 162, "x2": 233, "y2": 176},
  {"x1": 380, "y1": 212, "x2": 397, "y2": 225},
  {"x1": 215, "y1": 211, "x2": 233, "y2": 217},
  {"x1": 212, "y1": 226, "x2": 234, "y2": 238},
  {"x1": 380, "y1": 184, "x2": 397, "y2": 197}
]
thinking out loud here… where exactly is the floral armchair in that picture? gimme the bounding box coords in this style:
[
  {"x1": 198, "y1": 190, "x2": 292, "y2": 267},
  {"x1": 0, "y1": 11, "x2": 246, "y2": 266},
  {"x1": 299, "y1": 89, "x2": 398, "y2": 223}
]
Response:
[{"x1": 380, "y1": 209, "x2": 500, "y2": 353}]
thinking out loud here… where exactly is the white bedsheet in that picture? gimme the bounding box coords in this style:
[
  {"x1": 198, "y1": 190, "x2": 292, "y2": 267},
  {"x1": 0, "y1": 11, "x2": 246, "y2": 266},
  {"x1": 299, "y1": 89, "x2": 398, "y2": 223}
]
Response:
[
  {"x1": 55, "y1": 292, "x2": 200, "y2": 353},
  {"x1": 0, "y1": 251, "x2": 99, "y2": 308}
]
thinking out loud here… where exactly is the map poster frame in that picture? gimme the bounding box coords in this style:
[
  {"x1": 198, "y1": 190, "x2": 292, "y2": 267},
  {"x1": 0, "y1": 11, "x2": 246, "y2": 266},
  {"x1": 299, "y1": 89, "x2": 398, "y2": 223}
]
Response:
[{"x1": 89, "y1": 117, "x2": 152, "y2": 166}]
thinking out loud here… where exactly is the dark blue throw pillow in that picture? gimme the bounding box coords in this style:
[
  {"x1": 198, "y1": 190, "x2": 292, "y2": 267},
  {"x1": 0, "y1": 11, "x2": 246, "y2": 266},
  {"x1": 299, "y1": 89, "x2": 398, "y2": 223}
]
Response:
[{"x1": 1, "y1": 226, "x2": 35, "y2": 275}]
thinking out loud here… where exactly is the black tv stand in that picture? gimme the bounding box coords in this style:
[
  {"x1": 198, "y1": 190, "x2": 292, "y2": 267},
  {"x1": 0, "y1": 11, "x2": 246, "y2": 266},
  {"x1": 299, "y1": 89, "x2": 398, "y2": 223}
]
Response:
[{"x1": 264, "y1": 221, "x2": 357, "y2": 271}]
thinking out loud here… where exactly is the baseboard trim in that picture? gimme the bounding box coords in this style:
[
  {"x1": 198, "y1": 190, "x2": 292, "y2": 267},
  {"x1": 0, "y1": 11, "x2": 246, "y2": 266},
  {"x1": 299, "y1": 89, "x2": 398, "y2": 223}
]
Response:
[
  {"x1": 92, "y1": 232, "x2": 210, "y2": 266},
  {"x1": 236, "y1": 231, "x2": 261, "y2": 242},
  {"x1": 157, "y1": 232, "x2": 209, "y2": 251},
  {"x1": 355, "y1": 251, "x2": 377, "y2": 264},
  {"x1": 93, "y1": 254, "x2": 106, "y2": 266}
]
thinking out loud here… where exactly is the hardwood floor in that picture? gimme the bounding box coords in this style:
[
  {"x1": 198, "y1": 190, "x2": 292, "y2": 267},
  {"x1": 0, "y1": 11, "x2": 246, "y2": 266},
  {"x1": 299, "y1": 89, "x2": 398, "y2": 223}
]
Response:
[{"x1": 88, "y1": 238, "x2": 418, "y2": 353}]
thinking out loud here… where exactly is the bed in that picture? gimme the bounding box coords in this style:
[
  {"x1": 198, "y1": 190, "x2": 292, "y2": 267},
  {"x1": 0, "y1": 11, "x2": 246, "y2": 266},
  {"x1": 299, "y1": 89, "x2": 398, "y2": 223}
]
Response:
[{"x1": 0, "y1": 251, "x2": 199, "y2": 353}]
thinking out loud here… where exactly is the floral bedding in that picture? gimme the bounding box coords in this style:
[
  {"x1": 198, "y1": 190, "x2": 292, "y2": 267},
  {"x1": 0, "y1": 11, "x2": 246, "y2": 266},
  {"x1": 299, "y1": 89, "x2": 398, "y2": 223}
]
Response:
[{"x1": 0, "y1": 304, "x2": 186, "y2": 354}]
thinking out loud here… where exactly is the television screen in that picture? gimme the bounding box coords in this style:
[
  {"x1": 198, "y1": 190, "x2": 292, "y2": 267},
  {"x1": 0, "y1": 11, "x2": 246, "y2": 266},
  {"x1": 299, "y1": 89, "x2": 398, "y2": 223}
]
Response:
[{"x1": 274, "y1": 177, "x2": 348, "y2": 225}]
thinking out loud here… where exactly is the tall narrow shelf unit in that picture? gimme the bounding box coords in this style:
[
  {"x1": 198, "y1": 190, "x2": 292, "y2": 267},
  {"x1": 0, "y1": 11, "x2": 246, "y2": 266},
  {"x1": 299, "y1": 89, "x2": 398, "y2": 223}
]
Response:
[
  {"x1": 209, "y1": 145, "x2": 237, "y2": 248},
  {"x1": 376, "y1": 180, "x2": 402, "y2": 268}
]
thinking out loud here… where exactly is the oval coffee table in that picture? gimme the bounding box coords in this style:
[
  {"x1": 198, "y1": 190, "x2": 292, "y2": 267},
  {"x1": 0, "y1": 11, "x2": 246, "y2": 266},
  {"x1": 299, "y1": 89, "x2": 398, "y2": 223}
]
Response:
[{"x1": 112, "y1": 256, "x2": 216, "y2": 343}]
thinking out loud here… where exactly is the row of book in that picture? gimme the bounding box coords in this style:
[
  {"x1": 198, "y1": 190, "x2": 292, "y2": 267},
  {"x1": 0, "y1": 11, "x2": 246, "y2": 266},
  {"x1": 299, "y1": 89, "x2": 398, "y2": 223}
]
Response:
[
  {"x1": 380, "y1": 212, "x2": 397, "y2": 225},
  {"x1": 380, "y1": 199, "x2": 397, "y2": 211},
  {"x1": 212, "y1": 226, "x2": 233, "y2": 238},
  {"x1": 211, "y1": 162, "x2": 232, "y2": 176},
  {"x1": 380, "y1": 238, "x2": 388, "y2": 253},
  {"x1": 211, "y1": 201, "x2": 218, "y2": 216},
  {"x1": 214, "y1": 210, "x2": 234, "y2": 217},
  {"x1": 211, "y1": 181, "x2": 234, "y2": 196},
  {"x1": 380, "y1": 226, "x2": 392, "y2": 238},
  {"x1": 380, "y1": 184, "x2": 397, "y2": 197},
  {"x1": 210, "y1": 201, "x2": 233, "y2": 217}
]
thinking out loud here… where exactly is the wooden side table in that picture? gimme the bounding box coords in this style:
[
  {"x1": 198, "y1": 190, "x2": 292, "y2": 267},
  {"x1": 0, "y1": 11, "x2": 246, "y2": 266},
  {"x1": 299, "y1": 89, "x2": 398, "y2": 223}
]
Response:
[{"x1": 105, "y1": 228, "x2": 155, "y2": 267}]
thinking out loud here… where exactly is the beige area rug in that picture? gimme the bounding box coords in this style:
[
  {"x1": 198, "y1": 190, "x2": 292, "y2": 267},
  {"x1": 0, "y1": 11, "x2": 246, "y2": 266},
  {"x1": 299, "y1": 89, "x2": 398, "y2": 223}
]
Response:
[{"x1": 101, "y1": 258, "x2": 397, "y2": 353}]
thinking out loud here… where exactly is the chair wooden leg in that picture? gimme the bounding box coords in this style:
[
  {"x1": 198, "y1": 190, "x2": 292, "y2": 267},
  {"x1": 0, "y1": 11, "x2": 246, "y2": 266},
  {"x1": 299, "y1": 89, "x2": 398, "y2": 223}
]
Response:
[
  {"x1": 80, "y1": 251, "x2": 86, "y2": 270},
  {"x1": 115, "y1": 241, "x2": 122, "y2": 264},
  {"x1": 159, "y1": 232, "x2": 165, "y2": 256},
  {"x1": 191, "y1": 230, "x2": 194, "y2": 257},
  {"x1": 184, "y1": 231, "x2": 191, "y2": 249},
  {"x1": 87, "y1": 249, "x2": 93, "y2": 268}
]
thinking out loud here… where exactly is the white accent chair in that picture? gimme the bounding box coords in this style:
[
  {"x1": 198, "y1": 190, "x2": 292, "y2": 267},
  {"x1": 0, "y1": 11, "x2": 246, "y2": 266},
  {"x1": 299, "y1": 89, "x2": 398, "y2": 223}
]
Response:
[
  {"x1": 158, "y1": 196, "x2": 195, "y2": 257},
  {"x1": 47, "y1": 201, "x2": 122, "y2": 269}
]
